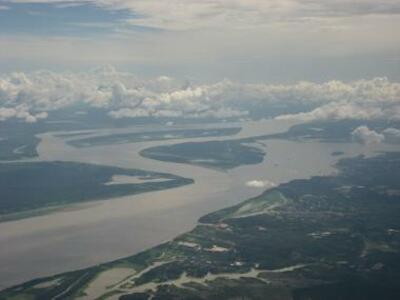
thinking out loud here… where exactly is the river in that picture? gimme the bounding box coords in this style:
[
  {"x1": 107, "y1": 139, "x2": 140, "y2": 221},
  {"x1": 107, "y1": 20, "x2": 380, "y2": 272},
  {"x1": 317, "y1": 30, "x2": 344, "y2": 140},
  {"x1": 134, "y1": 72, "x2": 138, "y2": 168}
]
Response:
[{"x1": 0, "y1": 119, "x2": 397, "y2": 289}]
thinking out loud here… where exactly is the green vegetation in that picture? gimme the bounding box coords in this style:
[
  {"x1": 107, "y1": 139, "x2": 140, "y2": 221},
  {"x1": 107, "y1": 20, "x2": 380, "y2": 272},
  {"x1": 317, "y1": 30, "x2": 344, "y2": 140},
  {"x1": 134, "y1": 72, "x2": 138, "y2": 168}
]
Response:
[
  {"x1": 0, "y1": 161, "x2": 193, "y2": 217},
  {"x1": 0, "y1": 123, "x2": 40, "y2": 160},
  {"x1": 67, "y1": 127, "x2": 241, "y2": 148},
  {"x1": 3, "y1": 152, "x2": 399, "y2": 299},
  {"x1": 138, "y1": 120, "x2": 400, "y2": 170},
  {"x1": 140, "y1": 140, "x2": 265, "y2": 169},
  {"x1": 0, "y1": 135, "x2": 39, "y2": 161},
  {"x1": 0, "y1": 108, "x2": 236, "y2": 161}
]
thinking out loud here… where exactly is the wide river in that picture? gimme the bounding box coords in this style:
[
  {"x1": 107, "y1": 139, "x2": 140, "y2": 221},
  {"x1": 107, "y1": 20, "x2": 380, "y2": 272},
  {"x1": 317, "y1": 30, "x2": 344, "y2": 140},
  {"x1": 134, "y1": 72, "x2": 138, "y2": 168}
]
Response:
[{"x1": 0, "y1": 119, "x2": 397, "y2": 289}]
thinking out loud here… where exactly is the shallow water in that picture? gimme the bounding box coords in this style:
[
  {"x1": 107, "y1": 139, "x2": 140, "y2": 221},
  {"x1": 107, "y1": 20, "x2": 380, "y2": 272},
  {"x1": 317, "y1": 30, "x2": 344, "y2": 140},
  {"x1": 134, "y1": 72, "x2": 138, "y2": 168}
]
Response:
[{"x1": 0, "y1": 119, "x2": 397, "y2": 289}]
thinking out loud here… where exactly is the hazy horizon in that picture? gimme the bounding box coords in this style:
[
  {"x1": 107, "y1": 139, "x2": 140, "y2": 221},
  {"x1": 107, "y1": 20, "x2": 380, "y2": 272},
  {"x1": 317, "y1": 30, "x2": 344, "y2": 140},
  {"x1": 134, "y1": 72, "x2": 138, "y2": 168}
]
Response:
[{"x1": 0, "y1": 0, "x2": 399, "y2": 81}]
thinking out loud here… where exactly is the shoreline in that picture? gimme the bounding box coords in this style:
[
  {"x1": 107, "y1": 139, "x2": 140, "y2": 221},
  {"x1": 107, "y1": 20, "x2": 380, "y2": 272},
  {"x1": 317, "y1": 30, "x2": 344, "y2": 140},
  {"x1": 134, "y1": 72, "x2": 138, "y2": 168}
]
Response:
[{"x1": 1, "y1": 119, "x2": 397, "y2": 289}]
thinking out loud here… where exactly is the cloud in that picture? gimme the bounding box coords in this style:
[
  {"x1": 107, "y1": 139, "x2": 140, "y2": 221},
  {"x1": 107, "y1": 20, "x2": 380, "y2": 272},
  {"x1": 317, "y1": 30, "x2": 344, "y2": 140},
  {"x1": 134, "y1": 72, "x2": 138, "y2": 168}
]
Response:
[
  {"x1": 0, "y1": 68, "x2": 399, "y2": 123},
  {"x1": 9, "y1": 0, "x2": 400, "y2": 31},
  {"x1": 276, "y1": 102, "x2": 386, "y2": 122},
  {"x1": 351, "y1": 126, "x2": 385, "y2": 145},
  {"x1": 246, "y1": 180, "x2": 276, "y2": 189},
  {"x1": 0, "y1": 106, "x2": 48, "y2": 123},
  {"x1": 382, "y1": 127, "x2": 400, "y2": 143},
  {"x1": 2, "y1": 0, "x2": 400, "y2": 85},
  {"x1": 275, "y1": 78, "x2": 400, "y2": 122},
  {"x1": 0, "y1": 69, "x2": 245, "y2": 122}
]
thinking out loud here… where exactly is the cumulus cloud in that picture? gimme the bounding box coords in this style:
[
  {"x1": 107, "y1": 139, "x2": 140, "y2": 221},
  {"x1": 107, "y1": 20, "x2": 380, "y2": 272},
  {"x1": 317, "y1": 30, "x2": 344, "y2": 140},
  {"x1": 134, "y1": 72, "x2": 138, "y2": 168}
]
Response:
[
  {"x1": 246, "y1": 180, "x2": 276, "y2": 189},
  {"x1": 275, "y1": 78, "x2": 400, "y2": 122},
  {"x1": 276, "y1": 102, "x2": 386, "y2": 122},
  {"x1": 0, "y1": 67, "x2": 399, "y2": 123},
  {"x1": 0, "y1": 106, "x2": 48, "y2": 123},
  {"x1": 351, "y1": 126, "x2": 385, "y2": 145},
  {"x1": 0, "y1": 69, "x2": 248, "y2": 122},
  {"x1": 382, "y1": 127, "x2": 400, "y2": 143}
]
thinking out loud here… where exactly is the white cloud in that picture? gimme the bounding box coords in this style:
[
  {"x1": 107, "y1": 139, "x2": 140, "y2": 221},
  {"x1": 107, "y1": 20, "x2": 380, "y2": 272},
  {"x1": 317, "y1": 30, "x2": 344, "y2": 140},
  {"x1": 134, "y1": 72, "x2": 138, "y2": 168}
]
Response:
[
  {"x1": 0, "y1": 68, "x2": 399, "y2": 123},
  {"x1": 246, "y1": 180, "x2": 276, "y2": 189},
  {"x1": 109, "y1": 108, "x2": 150, "y2": 118},
  {"x1": 382, "y1": 127, "x2": 400, "y2": 143},
  {"x1": 0, "y1": 107, "x2": 17, "y2": 121},
  {"x1": 276, "y1": 102, "x2": 387, "y2": 122},
  {"x1": 0, "y1": 106, "x2": 48, "y2": 123},
  {"x1": 10, "y1": 0, "x2": 400, "y2": 31},
  {"x1": 351, "y1": 126, "x2": 385, "y2": 145},
  {"x1": 275, "y1": 77, "x2": 400, "y2": 122}
]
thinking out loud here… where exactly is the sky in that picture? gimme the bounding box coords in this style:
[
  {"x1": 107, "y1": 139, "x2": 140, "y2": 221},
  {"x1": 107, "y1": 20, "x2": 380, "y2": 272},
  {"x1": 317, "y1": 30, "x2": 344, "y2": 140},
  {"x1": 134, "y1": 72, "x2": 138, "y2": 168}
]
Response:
[
  {"x1": 0, "y1": 0, "x2": 400, "y2": 82},
  {"x1": 0, "y1": 1, "x2": 399, "y2": 128}
]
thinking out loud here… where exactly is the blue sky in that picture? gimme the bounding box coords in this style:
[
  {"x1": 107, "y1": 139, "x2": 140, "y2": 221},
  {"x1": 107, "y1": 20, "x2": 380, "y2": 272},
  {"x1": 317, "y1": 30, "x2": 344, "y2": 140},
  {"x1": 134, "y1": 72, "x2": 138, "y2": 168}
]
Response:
[
  {"x1": 0, "y1": 1, "x2": 139, "y2": 36},
  {"x1": 0, "y1": 0, "x2": 399, "y2": 82}
]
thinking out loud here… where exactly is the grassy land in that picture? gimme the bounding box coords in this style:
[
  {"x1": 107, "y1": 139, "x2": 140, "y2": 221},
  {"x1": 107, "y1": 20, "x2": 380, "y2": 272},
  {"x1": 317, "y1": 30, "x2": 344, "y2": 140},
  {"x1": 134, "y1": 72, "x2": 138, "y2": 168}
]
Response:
[
  {"x1": 140, "y1": 140, "x2": 265, "y2": 170},
  {"x1": 0, "y1": 108, "x2": 237, "y2": 161},
  {"x1": 0, "y1": 161, "x2": 193, "y2": 217},
  {"x1": 2, "y1": 152, "x2": 399, "y2": 299},
  {"x1": 0, "y1": 128, "x2": 40, "y2": 160},
  {"x1": 67, "y1": 127, "x2": 241, "y2": 148},
  {"x1": 138, "y1": 120, "x2": 400, "y2": 171}
]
